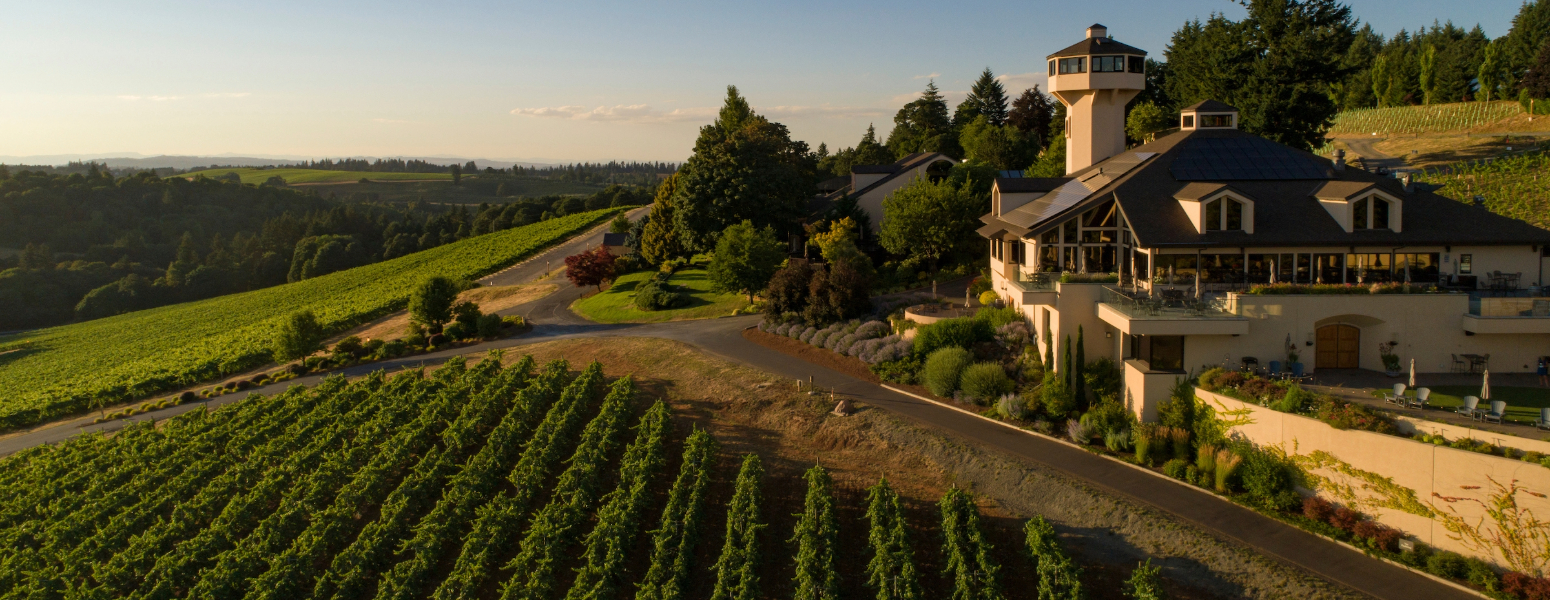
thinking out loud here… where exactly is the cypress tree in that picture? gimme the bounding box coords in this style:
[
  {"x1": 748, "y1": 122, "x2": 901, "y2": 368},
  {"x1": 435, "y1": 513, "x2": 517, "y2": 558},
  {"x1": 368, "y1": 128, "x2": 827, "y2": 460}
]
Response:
[
  {"x1": 1061, "y1": 335, "x2": 1072, "y2": 389},
  {"x1": 1074, "y1": 326, "x2": 1086, "y2": 409}
]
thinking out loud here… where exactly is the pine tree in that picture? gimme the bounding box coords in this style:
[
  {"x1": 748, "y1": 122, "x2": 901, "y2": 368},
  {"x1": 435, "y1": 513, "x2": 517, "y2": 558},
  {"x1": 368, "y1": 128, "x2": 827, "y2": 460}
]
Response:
[
  {"x1": 865, "y1": 478, "x2": 921, "y2": 600},
  {"x1": 710, "y1": 454, "x2": 765, "y2": 600},
  {"x1": 966, "y1": 68, "x2": 1010, "y2": 126},
  {"x1": 790, "y1": 465, "x2": 839, "y2": 600}
]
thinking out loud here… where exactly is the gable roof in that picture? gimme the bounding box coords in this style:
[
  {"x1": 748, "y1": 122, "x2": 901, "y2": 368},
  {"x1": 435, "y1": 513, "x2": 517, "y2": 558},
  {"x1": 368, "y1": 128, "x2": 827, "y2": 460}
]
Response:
[
  {"x1": 980, "y1": 126, "x2": 1550, "y2": 248},
  {"x1": 850, "y1": 152, "x2": 956, "y2": 198},
  {"x1": 1047, "y1": 36, "x2": 1147, "y2": 59},
  {"x1": 1181, "y1": 99, "x2": 1239, "y2": 113}
]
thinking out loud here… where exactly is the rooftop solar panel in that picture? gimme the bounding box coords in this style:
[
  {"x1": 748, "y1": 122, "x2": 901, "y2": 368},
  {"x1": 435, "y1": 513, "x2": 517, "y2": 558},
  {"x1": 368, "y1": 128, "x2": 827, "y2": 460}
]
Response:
[{"x1": 1170, "y1": 137, "x2": 1330, "y2": 181}]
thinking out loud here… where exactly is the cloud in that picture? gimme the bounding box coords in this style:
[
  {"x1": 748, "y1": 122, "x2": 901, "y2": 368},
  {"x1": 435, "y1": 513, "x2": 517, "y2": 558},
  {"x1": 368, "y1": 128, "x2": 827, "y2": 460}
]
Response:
[
  {"x1": 117, "y1": 95, "x2": 182, "y2": 101},
  {"x1": 201, "y1": 92, "x2": 251, "y2": 98},
  {"x1": 996, "y1": 71, "x2": 1050, "y2": 94},
  {"x1": 760, "y1": 105, "x2": 886, "y2": 118},
  {"x1": 912, "y1": 72, "x2": 941, "y2": 80},
  {"x1": 115, "y1": 92, "x2": 250, "y2": 101}
]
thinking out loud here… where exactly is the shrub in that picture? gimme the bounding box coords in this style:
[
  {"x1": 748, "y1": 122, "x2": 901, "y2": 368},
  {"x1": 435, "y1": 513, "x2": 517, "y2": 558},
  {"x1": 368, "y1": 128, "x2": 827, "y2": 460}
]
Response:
[
  {"x1": 1526, "y1": 451, "x2": 1546, "y2": 464},
  {"x1": 1353, "y1": 521, "x2": 1401, "y2": 552},
  {"x1": 1315, "y1": 396, "x2": 1397, "y2": 433},
  {"x1": 1197, "y1": 367, "x2": 1227, "y2": 391},
  {"x1": 444, "y1": 321, "x2": 472, "y2": 341},
  {"x1": 1196, "y1": 444, "x2": 1218, "y2": 477},
  {"x1": 427, "y1": 333, "x2": 447, "y2": 347},
  {"x1": 1426, "y1": 551, "x2": 1468, "y2": 580},
  {"x1": 1216, "y1": 371, "x2": 1246, "y2": 389},
  {"x1": 635, "y1": 279, "x2": 689, "y2": 310},
  {"x1": 1104, "y1": 429, "x2": 1132, "y2": 452},
  {"x1": 977, "y1": 290, "x2": 999, "y2": 306},
  {"x1": 1466, "y1": 557, "x2": 1500, "y2": 592},
  {"x1": 1329, "y1": 506, "x2": 1361, "y2": 531},
  {"x1": 1302, "y1": 496, "x2": 1335, "y2": 522},
  {"x1": 1167, "y1": 426, "x2": 1190, "y2": 461},
  {"x1": 332, "y1": 335, "x2": 365, "y2": 359},
  {"x1": 1134, "y1": 424, "x2": 1156, "y2": 465},
  {"x1": 870, "y1": 354, "x2": 922, "y2": 385},
  {"x1": 923, "y1": 347, "x2": 973, "y2": 397},
  {"x1": 854, "y1": 320, "x2": 890, "y2": 340},
  {"x1": 1066, "y1": 419, "x2": 1091, "y2": 443},
  {"x1": 1239, "y1": 446, "x2": 1300, "y2": 511},
  {"x1": 799, "y1": 327, "x2": 819, "y2": 344},
  {"x1": 1079, "y1": 402, "x2": 1131, "y2": 439},
  {"x1": 968, "y1": 276, "x2": 993, "y2": 296},
  {"x1": 959, "y1": 363, "x2": 1014, "y2": 404},
  {"x1": 178, "y1": 391, "x2": 196, "y2": 403},
  {"x1": 972, "y1": 306, "x2": 1021, "y2": 329},
  {"x1": 476, "y1": 313, "x2": 503, "y2": 338},
  {"x1": 911, "y1": 317, "x2": 993, "y2": 357},
  {"x1": 1271, "y1": 384, "x2": 1312, "y2": 413},
  {"x1": 1040, "y1": 375, "x2": 1076, "y2": 419},
  {"x1": 811, "y1": 328, "x2": 834, "y2": 347},
  {"x1": 833, "y1": 334, "x2": 859, "y2": 354},
  {"x1": 995, "y1": 393, "x2": 1025, "y2": 420},
  {"x1": 1163, "y1": 458, "x2": 1189, "y2": 479},
  {"x1": 272, "y1": 310, "x2": 326, "y2": 362},
  {"x1": 1214, "y1": 450, "x2": 1242, "y2": 493},
  {"x1": 1503, "y1": 572, "x2": 1550, "y2": 600}
]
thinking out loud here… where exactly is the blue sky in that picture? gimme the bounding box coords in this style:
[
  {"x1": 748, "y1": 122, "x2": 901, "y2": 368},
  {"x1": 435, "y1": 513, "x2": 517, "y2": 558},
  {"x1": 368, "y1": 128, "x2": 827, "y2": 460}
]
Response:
[{"x1": 0, "y1": 0, "x2": 1523, "y2": 163}]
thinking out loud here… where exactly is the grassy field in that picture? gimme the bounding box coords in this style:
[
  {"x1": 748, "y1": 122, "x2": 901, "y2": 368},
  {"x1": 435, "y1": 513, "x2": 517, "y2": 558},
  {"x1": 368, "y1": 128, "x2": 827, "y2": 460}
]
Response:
[
  {"x1": 570, "y1": 268, "x2": 749, "y2": 323},
  {"x1": 0, "y1": 209, "x2": 619, "y2": 432},
  {"x1": 312, "y1": 178, "x2": 606, "y2": 205},
  {"x1": 178, "y1": 168, "x2": 452, "y2": 185},
  {"x1": 1394, "y1": 386, "x2": 1550, "y2": 423},
  {"x1": 1328, "y1": 101, "x2": 1525, "y2": 137}
]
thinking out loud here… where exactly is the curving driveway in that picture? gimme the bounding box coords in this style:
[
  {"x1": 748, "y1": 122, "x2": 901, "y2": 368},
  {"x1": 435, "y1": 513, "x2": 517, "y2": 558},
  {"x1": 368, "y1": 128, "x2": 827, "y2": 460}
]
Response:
[{"x1": 0, "y1": 225, "x2": 1481, "y2": 600}]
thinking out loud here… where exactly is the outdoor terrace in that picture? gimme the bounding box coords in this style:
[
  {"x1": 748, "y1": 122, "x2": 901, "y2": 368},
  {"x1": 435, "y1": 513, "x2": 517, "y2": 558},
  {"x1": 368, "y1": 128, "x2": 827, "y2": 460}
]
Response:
[{"x1": 1096, "y1": 285, "x2": 1250, "y2": 335}]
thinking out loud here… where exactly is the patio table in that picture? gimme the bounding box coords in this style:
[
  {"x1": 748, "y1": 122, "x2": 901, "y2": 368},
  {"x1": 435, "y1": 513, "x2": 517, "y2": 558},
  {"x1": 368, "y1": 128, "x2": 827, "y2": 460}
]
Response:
[{"x1": 1460, "y1": 354, "x2": 1487, "y2": 374}]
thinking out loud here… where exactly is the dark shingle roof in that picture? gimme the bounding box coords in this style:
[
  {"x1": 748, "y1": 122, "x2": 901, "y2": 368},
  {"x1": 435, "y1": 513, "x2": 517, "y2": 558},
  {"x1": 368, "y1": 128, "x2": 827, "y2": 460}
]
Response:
[
  {"x1": 1047, "y1": 36, "x2": 1147, "y2": 59},
  {"x1": 1182, "y1": 99, "x2": 1239, "y2": 113},
  {"x1": 851, "y1": 152, "x2": 954, "y2": 197},
  {"x1": 982, "y1": 127, "x2": 1550, "y2": 248},
  {"x1": 602, "y1": 233, "x2": 627, "y2": 246},
  {"x1": 816, "y1": 175, "x2": 851, "y2": 192},
  {"x1": 1169, "y1": 136, "x2": 1330, "y2": 181}
]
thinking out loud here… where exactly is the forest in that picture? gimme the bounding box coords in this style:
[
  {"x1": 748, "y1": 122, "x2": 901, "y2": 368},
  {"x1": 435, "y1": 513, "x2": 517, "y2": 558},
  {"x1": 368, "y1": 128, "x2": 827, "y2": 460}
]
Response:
[{"x1": 0, "y1": 166, "x2": 649, "y2": 331}]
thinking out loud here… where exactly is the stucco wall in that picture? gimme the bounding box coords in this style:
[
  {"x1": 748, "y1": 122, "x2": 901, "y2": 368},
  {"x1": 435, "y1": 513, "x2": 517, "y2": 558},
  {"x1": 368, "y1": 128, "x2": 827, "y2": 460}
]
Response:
[{"x1": 1199, "y1": 388, "x2": 1550, "y2": 572}]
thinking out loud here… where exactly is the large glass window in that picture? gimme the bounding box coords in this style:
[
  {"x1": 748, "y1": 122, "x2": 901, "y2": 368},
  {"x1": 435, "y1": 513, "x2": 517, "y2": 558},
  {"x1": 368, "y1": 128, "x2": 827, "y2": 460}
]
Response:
[
  {"x1": 1353, "y1": 198, "x2": 1369, "y2": 229},
  {"x1": 1345, "y1": 253, "x2": 1392, "y2": 284},
  {"x1": 1247, "y1": 254, "x2": 1275, "y2": 283},
  {"x1": 1201, "y1": 114, "x2": 1232, "y2": 127},
  {"x1": 1205, "y1": 199, "x2": 1222, "y2": 231},
  {"x1": 1148, "y1": 336, "x2": 1185, "y2": 371},
  {"x1": 1296, "y1": 253, "x2": 1312, "y2": 283},
  {"x1": 1058, "y1": 57, "x2": 1087, "y2": 74},
  {"x1": 1200, "y1": 254, "x2": 1245, "y2": 283},
  {"x1": 1225, "y1": 199, "x2": 1243, "y2": 230},
  {"x1": 1082, "y1": 201, "x2": 1117, "y2": 227},
  {"x1": 1083, "y1": 246, "x2": 1116, "y2": 273},
  {"x1": 1093, "y1": 56, "x2": 1126, "y2": 72},
  {"x1": 1062, "y1": 220, "x2": 1078, "y2": 243},
  {"x1": 1039, "y1": 245, "x2": 1058, "y2": 271},
  {"x1": 1396, "y1": 253, "x2": 1440, "y2": 284},
  {"x1": 1315, "y1": 253, "x2": 1343, "y2": 283},
  {"x1": 1372, "y1": 198, "x2": 1390, "y2": 229},
  {"x1": 1279, "y1": 253, "x2": 1296, "y2": 282},
  {"x1": 1152, "y1": 254, "x2": 1198, "y2": 283},
  {"x1": 1127, "y1": 56, "x2": 1145, "y2": 73},
  {"x1": 1040, "y1": 229, "x2": 1058, "y2": 245}
]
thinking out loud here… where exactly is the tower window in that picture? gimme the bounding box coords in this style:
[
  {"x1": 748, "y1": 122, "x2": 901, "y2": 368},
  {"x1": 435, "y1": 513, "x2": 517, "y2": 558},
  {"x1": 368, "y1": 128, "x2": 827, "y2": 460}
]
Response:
[
  {"x1": 1128, "y1": 56, "x2": 1145, "y2": 73},
  {"x1": 1205, "y1": 199, "x2": 1222, "y2": 231},
  {"x1": 1200, "y1": 114, "x2": 1232, "y2": 127},
  {"x1": 1181, "y1": 115, "x2": 1195, "y2": 128},
  {"x1": 1048, "y1": 60, "x2": 1056, "y2": 76},
  {"x1": 1093, "y1": 56, "x2": 1126, "y2": 72},
  {"x1": 1058, "y1": 57, "x2": 1086, "y2": 74}
]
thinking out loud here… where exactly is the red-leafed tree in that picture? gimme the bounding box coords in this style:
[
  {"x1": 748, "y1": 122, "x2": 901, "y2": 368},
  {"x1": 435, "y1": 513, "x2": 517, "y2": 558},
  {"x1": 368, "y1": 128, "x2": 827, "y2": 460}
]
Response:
[{"x1": 564, "y1": 244, "x2": 617, "y2": 292}]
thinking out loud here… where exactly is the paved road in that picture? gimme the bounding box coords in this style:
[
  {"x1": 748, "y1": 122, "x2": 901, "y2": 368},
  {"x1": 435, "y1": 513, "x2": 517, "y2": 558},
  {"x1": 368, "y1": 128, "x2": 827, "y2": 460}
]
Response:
[
  {"x1": 1339, "y1": 138, "x2": 1410, "y2": 173},
  {"x1": 481, "y1": 205, "x2": 651, "y2": 288},
  {"x1": 0, "y1": 240, "x2": 1479, "y2": 600}
]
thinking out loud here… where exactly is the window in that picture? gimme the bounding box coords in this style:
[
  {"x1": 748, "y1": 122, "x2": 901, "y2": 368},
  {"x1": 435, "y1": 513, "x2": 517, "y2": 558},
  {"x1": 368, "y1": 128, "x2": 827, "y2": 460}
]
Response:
[
  {"x1": 1062, "y1": 220, "x2": 1077, "y2": 243},
  {"x1": 1181, "y1": 115, "x2": 1195, "y2": 128},
  {"x1": 1352, "y1": 195, "x2": 1393, "y2": 230},
  {"x1": 1092, "y1": 56, "x2": 1126, "y2": 72},
  {"x1": 1128, "y1": 56, "x2": 1145, "y2": 73},
  {"x1": 1372, "y1": 198, "x2": 1390, "y2": 229},
  {"x1": 1205, "y1": 199, "x2": 1222, "y2": 231},
  {"x1": 1048, "y1": 60, "x2": 1056, "y2": 76},
  {"x1": 1081, "y1": 201, "x2": 1117, "y2": 227},
  {"x1": 1396, "y1": 253, "x2": 1440, "y2": 283},
  {"x1": 1039, "y1": 244, "x2": 1058, "y2": 271},
  {"x1": 1459, "y1": 253, "x2": 1473, "y2": 274},
  {"x1": 1353, "y1": 198, "x2": 1368, "y2": 229},
  {"x1": 1200, "y1": 114, "x2": 1232, "y2": 127},
  {"x1": 1143, "y1": 336, "x2": 1185, "y2": 371},
  {"x1": 1344, "y1": 253, "x2": 1392, "y2": 284},
  {"x1": 1296, "y1": 253, "x2": 1312, "y2": 283},
  {"x1": 1058, "y1": 57, "x2": 1086, "y2": 74},
  {"x1": 1040, "y1": 229, "x2": 1058, "y2": 245},
  {"x1": 990, "y1": 239, "x2": 1000, "y2": 261},
  {"x1": 1225, "y1": 199, "x2": 1243, "y2": 230}
]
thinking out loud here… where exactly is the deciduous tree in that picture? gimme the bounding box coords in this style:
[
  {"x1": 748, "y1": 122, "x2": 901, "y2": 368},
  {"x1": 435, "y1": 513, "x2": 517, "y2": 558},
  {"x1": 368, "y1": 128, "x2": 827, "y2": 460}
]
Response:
[
  {"x1": 272, "y1": 309, "x2": 325, "y2": 362},
  {"x1": 708, "y1": 221, "x2": 785, "y2": 303},
  {"x1": 880, "y1": 176, "x2": 983, "y2": 273},
  {"x1": 564, "y1": 244, "x2": 618, "y2": 293},
  {"x1": 409, "y1": 275, "x2": 462, "y2": 331}
]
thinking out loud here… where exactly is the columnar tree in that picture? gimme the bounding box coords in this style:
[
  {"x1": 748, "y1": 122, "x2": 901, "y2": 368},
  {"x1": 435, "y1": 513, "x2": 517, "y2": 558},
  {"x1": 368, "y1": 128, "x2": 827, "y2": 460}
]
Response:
[
  {"x1": 641, "y1": 173, "x2": 686, "y2": 265},
  {"x1": 865, "y1": 478, "x2": 921, "y2": 600},
  {"x1": 710, "y1": 454, "x2": 765, "y2": 600},
  {"x1": 789, "y1": 465, "x2": 840, "y2": 600}
]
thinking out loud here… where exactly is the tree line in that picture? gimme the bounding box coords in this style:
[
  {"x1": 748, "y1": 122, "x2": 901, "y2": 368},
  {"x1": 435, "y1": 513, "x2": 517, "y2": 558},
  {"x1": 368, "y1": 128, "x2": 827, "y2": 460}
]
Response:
[{"x1": 0, "y1": 167, "x2": 649, "y2": 330}]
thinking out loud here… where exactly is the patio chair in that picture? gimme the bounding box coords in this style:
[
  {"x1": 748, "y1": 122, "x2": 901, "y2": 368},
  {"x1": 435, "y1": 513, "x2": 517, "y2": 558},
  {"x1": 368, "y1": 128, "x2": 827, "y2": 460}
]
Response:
[
  {"x1": 1408, "y1": 387, "x2": 1430, "y2": 409},
  {"x1": 1483, "y1": 400, "x2": 1506, "y2": 424},
  {"x1": 1383, "y1": 383, "x2": 1406, "y2": 404},
  {"x1": 1450, "y1": 354, "x2": 1466, "y2": 373},
  {"x1": 1537, "y1": 408, "x2": 1550, "y2": 431},
  {"x1": 1241, "y1": 356, "x2": 1259, "y2": 373},
  {"x1": 1458, "y1": 395, "x2": 1480, "y2": 418}
]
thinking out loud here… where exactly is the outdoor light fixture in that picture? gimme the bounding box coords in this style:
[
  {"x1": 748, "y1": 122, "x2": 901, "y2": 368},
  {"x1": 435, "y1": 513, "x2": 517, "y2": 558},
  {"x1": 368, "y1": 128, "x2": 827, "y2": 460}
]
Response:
[{"x1": 1305, "y1": 332, "x2": 1314, "y2": 346}]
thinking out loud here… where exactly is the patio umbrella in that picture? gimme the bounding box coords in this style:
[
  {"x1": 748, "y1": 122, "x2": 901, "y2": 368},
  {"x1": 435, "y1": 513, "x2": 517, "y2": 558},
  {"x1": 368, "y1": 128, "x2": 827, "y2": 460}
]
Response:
[
  {"x1": 1409, "y1": 358, "x2": 1416, "y2": 389},
  {"x1": 1482, "y1": 369, "x2": 1491, "y2": 402}
]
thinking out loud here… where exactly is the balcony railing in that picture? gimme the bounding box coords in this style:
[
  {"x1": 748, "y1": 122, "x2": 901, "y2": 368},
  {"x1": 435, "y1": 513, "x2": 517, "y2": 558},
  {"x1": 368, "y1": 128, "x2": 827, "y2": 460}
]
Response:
[
  {"x1": 1099, "y1": 286, "x2": 1241, "y2": 320},
  {"x1": 1007, "y1": 270, "x2": 1057, "y2": 292},
  {"x1": 1468, "y1": 293, "x2": 1550, "y2": 317}
]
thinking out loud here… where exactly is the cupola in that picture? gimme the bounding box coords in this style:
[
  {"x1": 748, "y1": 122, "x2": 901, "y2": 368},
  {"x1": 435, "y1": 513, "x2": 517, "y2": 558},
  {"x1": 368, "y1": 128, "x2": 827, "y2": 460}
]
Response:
[{"x1": 1179, "y1": 100, "x2": 1239, "y2": 130}]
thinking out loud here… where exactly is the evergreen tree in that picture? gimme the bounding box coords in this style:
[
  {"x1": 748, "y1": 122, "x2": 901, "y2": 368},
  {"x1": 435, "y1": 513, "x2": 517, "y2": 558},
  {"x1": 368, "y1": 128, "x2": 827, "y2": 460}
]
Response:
[
  {"x1": 789, "y1": 465, "x2": 840, "y2": 600},
  {"x1": 959, "y1": 116, "x2": 1035, "y2": 170},
  {"x1": 640, "y1": 173, "x2": 685, "y2": 265},
  {"x1": 1061, "y1": 335, "x2": 1072, "y2": 389},
  {"x1": 965, "y1": 68, "x2": 1010, "y2": 126},
  {"x1": 710, "y1": 454, "x2": 765, "y2": 600},
  {"x1": 1505, "y1": 0, "x2": 1550, "y2": 90},
  {"x1": 1074, "y1": 326, "x2": 1086, "y2": 409},
  {"x1": 1007, "y1": 86, "x2": 1056, "y2": 149},
  {"x1": 886, "y1": 81, "x2": 960, "y2": 158},
  {"x1": 673, "y1": 86, "x2": 815, "y2": 253},
  {"x1": 1419, "y1": 44, "x2": 1438, "y2": 104}
]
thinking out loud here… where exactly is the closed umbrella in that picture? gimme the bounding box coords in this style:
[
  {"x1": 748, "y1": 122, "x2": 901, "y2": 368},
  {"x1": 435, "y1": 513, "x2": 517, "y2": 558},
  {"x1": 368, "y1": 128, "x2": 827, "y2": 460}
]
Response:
[
  {"x1": 1409, "y1": 358, "x2": 1416, "y2": 389},
  {"x1": 1482, "y1": 369, "x2": 1491, "y2": 402}
]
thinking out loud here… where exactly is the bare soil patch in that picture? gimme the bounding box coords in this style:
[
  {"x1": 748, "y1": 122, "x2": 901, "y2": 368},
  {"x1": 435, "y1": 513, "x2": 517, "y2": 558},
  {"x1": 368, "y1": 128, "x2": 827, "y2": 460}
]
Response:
[
  {"x1": 465, "y1": 337, "x2": 1358, "y2": 600},
  {"x1": 344, "y1": 283, "x2": 556, "y2": 343}
]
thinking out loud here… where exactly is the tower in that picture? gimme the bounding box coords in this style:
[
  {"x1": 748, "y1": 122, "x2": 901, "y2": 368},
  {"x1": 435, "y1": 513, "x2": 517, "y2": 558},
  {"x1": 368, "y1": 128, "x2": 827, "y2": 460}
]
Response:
[{"x1": 1046, "y1": 24, "x2": 1147, "y2": 174}]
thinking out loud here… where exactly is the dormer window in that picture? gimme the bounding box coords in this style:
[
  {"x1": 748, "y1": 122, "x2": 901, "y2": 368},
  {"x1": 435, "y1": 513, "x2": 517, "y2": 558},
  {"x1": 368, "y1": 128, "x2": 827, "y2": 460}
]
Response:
[
  {"x1": 1181, "y1": 115, "x2": 1194, "y2": 128},
  {"x1": 1204, "y1": 197, "x2": 1245, "y2": 231},
  {"x1": 1353, "y1": 195, "x2": 1392, "y2": 230},
  {"x1": 1200, "y1": 114, "x2": 1232, "y2": 128}
]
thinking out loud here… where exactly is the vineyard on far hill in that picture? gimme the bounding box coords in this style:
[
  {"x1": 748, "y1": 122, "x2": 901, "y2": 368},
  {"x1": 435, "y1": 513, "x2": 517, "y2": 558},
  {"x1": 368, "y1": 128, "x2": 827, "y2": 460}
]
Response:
[
  {"x1": 0, "y1": 354, "x2": 1099, "y2": 600},
  {"x1": 1327, "y1": 101, "x2": 1523, "y2": 136},
  {"x1": 0, "y1": 209, "x2": 619, "y2": 432},
  {"x1": 1417, "y1": 149, "x2": 1550, "y2": 231},
  {"x1": 178, "y1": 168, "x2": 453, "y2": 185}
]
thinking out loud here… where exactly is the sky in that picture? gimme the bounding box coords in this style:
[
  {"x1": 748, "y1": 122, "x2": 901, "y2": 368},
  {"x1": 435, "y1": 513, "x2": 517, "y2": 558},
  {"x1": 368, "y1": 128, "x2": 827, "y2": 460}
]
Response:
[{"x1": 0, "y1": 0, "x2": 1525, "y2": 164}]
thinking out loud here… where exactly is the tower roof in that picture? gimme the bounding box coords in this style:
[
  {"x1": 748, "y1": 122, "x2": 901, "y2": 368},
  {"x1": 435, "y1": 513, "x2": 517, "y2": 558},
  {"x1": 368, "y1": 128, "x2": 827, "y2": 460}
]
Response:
[
  {"x1": 1182, "y1": 99, "x2": 1239, "y2": 113},
  {"x1": 1047, "y1": 36, "x2": 1146, "y2": 59}
]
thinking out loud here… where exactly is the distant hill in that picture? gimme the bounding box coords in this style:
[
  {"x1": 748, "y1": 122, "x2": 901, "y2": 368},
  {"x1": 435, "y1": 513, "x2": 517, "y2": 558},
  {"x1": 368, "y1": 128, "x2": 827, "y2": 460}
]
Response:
[
  {"x1": 178, "y1": 168, "x2": 451, "y2": 185},
  {"x1": 0, "y1": 154, "x2": 561, "y2": 170}
]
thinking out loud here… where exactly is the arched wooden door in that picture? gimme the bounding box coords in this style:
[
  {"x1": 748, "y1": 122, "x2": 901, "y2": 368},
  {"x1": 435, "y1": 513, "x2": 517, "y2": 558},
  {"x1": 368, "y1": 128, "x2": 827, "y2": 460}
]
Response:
[{"x1": 1316, "y1": 324, "x2": 1360, "y2": 369}]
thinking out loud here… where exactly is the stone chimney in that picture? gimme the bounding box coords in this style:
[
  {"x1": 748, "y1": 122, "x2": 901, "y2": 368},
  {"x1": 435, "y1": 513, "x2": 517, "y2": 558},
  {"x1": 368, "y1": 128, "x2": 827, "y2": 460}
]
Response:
[{"x1": 1333, "y1": 149, "x2": 1346, "y2": 171}]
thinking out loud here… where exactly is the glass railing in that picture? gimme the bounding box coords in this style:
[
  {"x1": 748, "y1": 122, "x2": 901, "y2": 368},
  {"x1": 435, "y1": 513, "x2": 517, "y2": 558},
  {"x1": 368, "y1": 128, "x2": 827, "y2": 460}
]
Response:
[
  {"x1": 1468, "y1": 294, "x2": 1550, "y2": 317},
  {"x1": 1007, "y1": 270, "x2": 1057, "y2": 292},
  {"x1": 1099, "y1": 286, "x2": 1242, "y2": 320}
]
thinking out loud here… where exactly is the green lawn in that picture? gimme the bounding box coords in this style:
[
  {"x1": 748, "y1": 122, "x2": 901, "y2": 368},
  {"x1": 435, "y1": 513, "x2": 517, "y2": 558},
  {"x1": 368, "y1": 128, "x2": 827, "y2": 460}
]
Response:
[
  {"x1": 178, "y1": 168, "x2": 452, "y2": 184},
  {"x1": 570, "y1": 268, "x2": 749, "y2": 324},
  {"x1": 1395, "y1": 386, "x2": 1550, "y2": 423}
]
